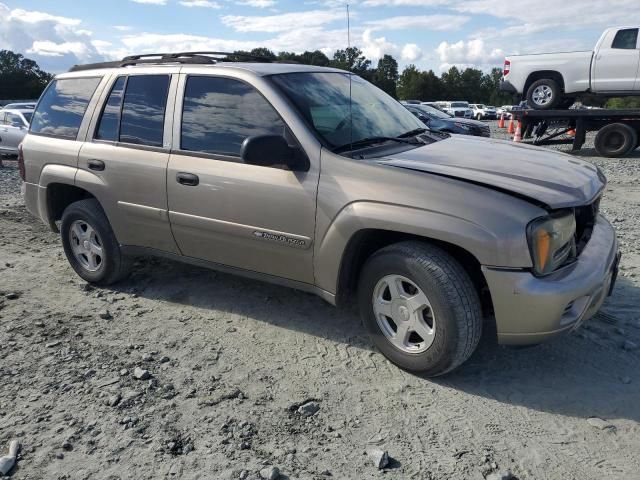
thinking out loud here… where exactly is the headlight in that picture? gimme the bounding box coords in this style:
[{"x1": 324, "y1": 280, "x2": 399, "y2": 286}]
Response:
[{"x1": 527, "y1": 212, "x2": 576, "y2": 276}]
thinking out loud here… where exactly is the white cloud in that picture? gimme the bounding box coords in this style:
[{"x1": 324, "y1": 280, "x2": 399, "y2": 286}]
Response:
[
  {"x1": 401, "y1": 43, "x2": 422, "y2": 62},
  {"x1": 179, "y1": 0, "x2": 221, "y2": 7},
  {"x1": 7, "y1": 8, "x2": 81, "y2": 26},
  {"x1": 222, "y1": 10, "x2": 345, "y2": 33},
  {"x1": 236, "y1": 0, "x2": 277, "y2": 7},
  {"x1": 435, "y1": 38, "x2": 504, "y2": 70},
  {"x1": 113, "y1": 25, "x2": 133, "y2": 31},
  {"x1": 361, "y1": 29, "x2": 396, "y2": 60},
  {"x1": 27, "y1": 41, "x2": 91, "y2": 57},
  {"x1": 363, "y1": 0, "x2": 447, "y2": 5},
  {"x1": 365, "y1": 15, "x2": 470, "y2": 32}
]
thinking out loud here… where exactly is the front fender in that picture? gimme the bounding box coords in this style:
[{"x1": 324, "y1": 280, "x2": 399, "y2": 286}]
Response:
[{"x1": 314, "y1": 201, "x2": 513, "y2": 295}]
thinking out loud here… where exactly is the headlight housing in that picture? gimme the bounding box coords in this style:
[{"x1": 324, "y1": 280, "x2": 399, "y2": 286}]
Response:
[{"x1": 527, "y1": 212, "x2": 577, "y2": 276}]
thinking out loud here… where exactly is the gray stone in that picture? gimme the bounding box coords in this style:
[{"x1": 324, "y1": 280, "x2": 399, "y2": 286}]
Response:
[
  {"x1": 587, "y1": 417, "x2": 614, "y2": 430},
  {"x1": 98, "y1": 310, "x2": 113, "y2": 320},
  {"x1": 297, "y1": 401, "x2": 320, "y2": 417},
  {"x1": 486, "y1": 472, "x2": 513, "y2": 480},
  {"x1": 367, "y1": 449, "x2": 389, "y2": 469},
  {"x1": 133, "y1": 367, "x2": 151, "y2": 380},
  {"x1": 5, "y1": 292, "x2": 20, "y2": 300},
  {"x1": 260, "y1": 466, "x2": 280, "y2": 480}
]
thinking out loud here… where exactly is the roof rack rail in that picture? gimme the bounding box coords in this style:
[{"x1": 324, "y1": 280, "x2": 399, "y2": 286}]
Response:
[{"x1": 69, "y1": 51, "x2": 273, "y2": 73}]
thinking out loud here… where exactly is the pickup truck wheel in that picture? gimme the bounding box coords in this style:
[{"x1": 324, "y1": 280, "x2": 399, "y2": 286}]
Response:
[
  {"x1": 526, "y1": 79, "x2": 562, "y2": 110},
  {"x1": 358, "y1": 241, "x2": 482, "y2": 376},
  {"x1": 594, "y1": 123, "x2": 638, "y2": 158},
  {"x1": 61, "y1": 199, "x2": 131, "y2": 285}
]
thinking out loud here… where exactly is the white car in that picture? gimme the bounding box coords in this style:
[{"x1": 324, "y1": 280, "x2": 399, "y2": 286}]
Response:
[
  {"x1": 501, "y1": 26, "x2": 640, "y2": 109},
  {"x1": 0, "y1": 109, "x2": 32, "y2": 156},
  {"x1": 469, "y1": 104, "x2": 497, "y2": 120},
  {"x1": 439, "y1": 101, "x2": 473, "y2": 119}
]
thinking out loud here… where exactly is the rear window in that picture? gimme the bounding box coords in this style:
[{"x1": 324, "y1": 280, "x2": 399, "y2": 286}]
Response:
[
  {"x1": 30, "y1": 77, "x2": 101, "y2": 139},
  {"x1": 119, "y1": 75, "x2": 170, "y2": 147}
]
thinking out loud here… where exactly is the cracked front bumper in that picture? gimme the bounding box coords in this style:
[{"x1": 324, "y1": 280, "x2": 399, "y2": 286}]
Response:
[{"x1": 482, "y1": 214, "x2": 619, "y2": 345}]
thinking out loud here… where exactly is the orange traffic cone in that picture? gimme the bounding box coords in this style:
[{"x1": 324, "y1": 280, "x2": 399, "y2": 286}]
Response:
[
  {"x1": 567, "y1": 128, "x2": 576, "y2": 137},
  {"x1": 513, "y1": 121, "x2": 523, "y2": 142},
  {"x1": 507, "y1": 116, "x2": 515, "y2": 134},
  {"x1": 498, "y1": 113, "x2": 505, "y2": 129}
]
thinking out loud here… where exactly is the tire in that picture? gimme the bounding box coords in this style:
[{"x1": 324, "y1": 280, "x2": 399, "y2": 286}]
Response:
[
  {"x1": 526, "y1": 78, "x2": 563, "y2": 110},
  {"x1": 357, "y1": 241, "x2": 482, "y2": 376},
  {"x1": 61, "y1": 198, "x2": 131, "y2": 285},
  {"x1": 476, "y1": 114, "x2": 482, "y2": 120},
  {"x1": 594, "y1": 123, "x2": 638, "y2": 158}
]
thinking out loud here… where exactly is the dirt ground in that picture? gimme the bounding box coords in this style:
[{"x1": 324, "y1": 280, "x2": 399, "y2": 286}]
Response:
[{"x1": 1, "y1": 126, "x2": 639, "y2": 480}]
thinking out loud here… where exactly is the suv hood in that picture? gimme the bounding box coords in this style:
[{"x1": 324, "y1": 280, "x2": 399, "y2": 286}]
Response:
[{"x1": 377, "y1": 135, "x2": 604, "y2": 209}]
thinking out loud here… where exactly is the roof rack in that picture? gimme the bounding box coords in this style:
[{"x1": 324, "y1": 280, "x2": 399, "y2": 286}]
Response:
[{"x1": 69, "y1": 51, "x2": 273, "y2": 72}]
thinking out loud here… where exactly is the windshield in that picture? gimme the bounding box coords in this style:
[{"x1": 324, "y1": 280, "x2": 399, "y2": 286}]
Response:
[
  {"x1": 270, "y1": 72, "x2": 424, "y2": 152},
  {"x1": 450, "y1": 102, "x2": 468, "y2": 108},
  {"x1": 415, "y1": 104, "x2": 452, "y2": 119}
]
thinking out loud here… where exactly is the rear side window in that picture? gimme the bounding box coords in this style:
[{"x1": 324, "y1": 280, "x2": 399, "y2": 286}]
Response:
[
  {"x1": 181, "y1": 76, "x2": 285, "y2": 157},
  {"x1": 30, "y1": 77, "x2": 101, "y2": 138},
  {"x1": 612, "y1": 28, "x2": 638, "y2": 49},
  {"x1": 119, "y1": 75, "x2": 170, "y2": 147}
]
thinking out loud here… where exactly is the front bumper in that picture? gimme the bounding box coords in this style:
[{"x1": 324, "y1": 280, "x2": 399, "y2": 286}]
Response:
[{"x1": 482, "y1": 214, "x2": 619, "y2": 345}]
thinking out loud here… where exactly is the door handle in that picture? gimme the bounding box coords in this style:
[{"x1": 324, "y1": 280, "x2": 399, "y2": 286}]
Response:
[
  {"x1": 176, "y1": 172, "x2": 199, "y2": 186},
  {"x1": 87, "y1": 159, "x2": 105, "y2": 171}
]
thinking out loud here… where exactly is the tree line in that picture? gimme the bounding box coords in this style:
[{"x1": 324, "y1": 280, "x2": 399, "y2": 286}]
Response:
[{"x1": 2, "y1": 47, "x2": 639, "y2": 109}]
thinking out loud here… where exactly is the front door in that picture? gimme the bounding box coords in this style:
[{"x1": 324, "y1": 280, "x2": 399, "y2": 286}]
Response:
[
  {"x1": 167, "y1": 74, "x2": 319, "y2": 283},
  {"x1": 592, "y1": 28, "x2": 640, "y2": 92},
  {"x1": 77, "y1": 73, "x2": 179, "y2": 253},
  {"x1": 0, "y1": 112, "x2": 26, "y2": 153}
]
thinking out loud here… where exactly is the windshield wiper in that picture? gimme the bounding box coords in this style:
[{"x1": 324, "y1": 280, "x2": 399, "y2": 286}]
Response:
[
  {"x1": 333, "y1": 136, "x2": 414, "y2": 154},
  {"x1": 397, "y1": 128, "x2": 428, "y2": 138}
]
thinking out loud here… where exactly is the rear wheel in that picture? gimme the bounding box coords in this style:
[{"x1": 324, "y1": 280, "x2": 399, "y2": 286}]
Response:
[
  {"x1": 358, "y1": 241, "x2": 482, "y2": 376},
  {"x1": 61, "y1": 199, "x2": 131, "y2": 285},
  {"x1": 526, "y1": 78, "x2": 562, "y2": 110},
  {"x1": 476, "y1": 113, "x2": 482, "y2": 120},
  {"x1": 594, "y1": 123, "x2": 638, "y2": 158}
]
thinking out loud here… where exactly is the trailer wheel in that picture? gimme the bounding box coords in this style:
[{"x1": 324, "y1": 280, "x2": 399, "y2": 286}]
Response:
[
  {"x1": 526, "y1": 79, "x2": 562, "y2": 110},
  {"x1": 594, "y1": 123, "x2": 638, "y2": 158}
]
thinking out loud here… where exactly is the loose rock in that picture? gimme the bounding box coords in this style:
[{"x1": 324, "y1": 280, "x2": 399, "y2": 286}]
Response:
[
  {"x1": 133, "y1": 367, "x2": 151, "y2": 380},
  {"x1": 297, "y1": 401, "x2": 320, "y2": 417},
  {"x1": 259, "y1": 466, "x2": 280, "y2": 480},
  {"x1": 587, "y1": 417, "x2": 614, "y2": 430},
  {"x1": 486, "y1": 472, "x2": 513, "y2": 480},
  {"x1": 367, "y1": 449, "x2": 389, "y2": 469}
]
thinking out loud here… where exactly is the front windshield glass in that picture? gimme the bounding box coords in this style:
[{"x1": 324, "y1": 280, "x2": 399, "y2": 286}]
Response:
[
  {"x1": 270, "y1": 72, "x2": 424, "y2": 152},
  {"x1": 450, "y1": 102, "x2": 468, "y2": 108},
  {"x1": 416, "y1": 105, "x2": 451, "y2": 119}
]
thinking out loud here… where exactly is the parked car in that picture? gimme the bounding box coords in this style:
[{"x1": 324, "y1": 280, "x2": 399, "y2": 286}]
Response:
[
  {"x1": 439, "y1": 101, "x2": 473, "y2": 118},
  {"x1": 469, "y1": 104, "x2": 497, "y2": 120},
  {"x1": 1, "y1": 102, "x2": 36, "y2": 111},
  {"x1": 0, "y1": 109, "x2": 32, "y2": 156},
  {"x1": 405, "y1": 104, "x2": 491, "y2": 137},
  {"x1": 21, "y1": 54, "x2": 619, "y2": 376},
  {"x1": 501, "y1": 26, "x2": 640, "y2": 109}
]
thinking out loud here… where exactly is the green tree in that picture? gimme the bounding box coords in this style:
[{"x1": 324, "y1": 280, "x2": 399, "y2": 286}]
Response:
[
  {"x1": 397, "y1": 64, "x2": 424, "y2": 100},
  {"x1": 0, "y1": 50, "x2": 52, "y2": 100},
  {"x1": 277, "y1": 50, "x2": 330, "y2": 66},
  {"x1": 330, "y1": 47, "x2": 371, "y2": 73},
  {"x1": 372, "y1": 54, "x2": 399, "y2": 97}
]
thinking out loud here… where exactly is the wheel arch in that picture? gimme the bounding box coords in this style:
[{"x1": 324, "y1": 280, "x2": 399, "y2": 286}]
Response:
[
  {"x1": 46, "y1": 183, "x2": 97, "y2": 232},
  {"x1": 524, "y1": 70, "x2": 565, "y2": 97}
]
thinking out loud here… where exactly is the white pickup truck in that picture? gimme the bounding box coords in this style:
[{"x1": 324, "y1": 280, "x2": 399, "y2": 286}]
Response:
[{"x1": 501, "y1": 26, "x2": 640, "y2": 109}]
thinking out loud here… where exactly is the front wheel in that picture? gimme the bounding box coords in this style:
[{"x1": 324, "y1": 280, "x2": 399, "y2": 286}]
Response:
[
  {"x1": 61, "y1": 199, "x2": 131, "y2": 285},
  {"x1": 594, "y1": 123, "x2": 638, "y2": 158},
  {"x1": 526, "y1": 78, "x2": 562, "y2": 110},
  {"x1": 476, "y1": 114, "x2": 483, "y2": 120},
  {"x1": 358, "y1": 241, "x2": 483, "y2": 376}
]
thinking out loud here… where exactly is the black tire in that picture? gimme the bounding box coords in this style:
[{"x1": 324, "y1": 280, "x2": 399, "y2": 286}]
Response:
[
  {"x1": 61, "y1": 199, "x2": 131, "y2": 285},
  {"x1": 357, "y1": 241, "x2": 482, "y2": 376},
  {"x1": 476, "y1": 114, "x2": 482, "y2": 121},
  {"x1": 526, "y1": 78, "x2": 563, "y2": 110},
  {"x1": 594, "y1": 123, "x2": 638, "y2": 158}
]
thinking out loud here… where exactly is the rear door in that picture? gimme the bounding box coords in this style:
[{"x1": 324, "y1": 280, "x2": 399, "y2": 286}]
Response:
[
  {"x1": 592, "y1": 28, "x2": 640, "y2": 91},
  {"x1": 166, "y1": 73, "x2": 319, "y2": 283},
  {"x1": 77, "y1": 71, "x2": 179, "y2": 253}
]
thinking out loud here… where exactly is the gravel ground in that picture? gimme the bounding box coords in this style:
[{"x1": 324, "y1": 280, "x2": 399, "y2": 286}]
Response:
[{"x1": 0, "y1": 128, "x2": 639, "y2": 480}]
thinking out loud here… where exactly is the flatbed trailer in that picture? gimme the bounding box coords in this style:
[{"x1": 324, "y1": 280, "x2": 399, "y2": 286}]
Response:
[{"x1": 510, "y1": 108, "x2": 640, "y2": 158}]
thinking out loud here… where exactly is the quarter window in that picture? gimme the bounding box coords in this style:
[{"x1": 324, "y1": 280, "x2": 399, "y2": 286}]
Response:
[
  {"x1": 181, "y1": 76, "x2": 285, "y2": 157},
  {"x1": 95, "y1": 76, "x2": 126, "y2": 141},
  {"x1": 611, "y1": 28, "x2": 638, "y2": 49},
  {"x1": 119, "y1": 75, "x2": 170, "y2": 147},
  {"x1": 30, "y1": 77, "x2": 101, "y2": 138}
]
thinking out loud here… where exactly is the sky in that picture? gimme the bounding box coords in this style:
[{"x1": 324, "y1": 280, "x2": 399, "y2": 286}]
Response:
[{"x1": 1, "y1": 0, "x2": 639, "y2": 74}]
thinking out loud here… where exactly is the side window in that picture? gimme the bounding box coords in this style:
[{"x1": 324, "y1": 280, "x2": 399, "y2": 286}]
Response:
[
  {"x1": 6, "y1": 113, "x2": 24, "y2": 127},
  {"x1": 181, "y1": 76, "x2": 285, "y2": 157},
  {"x1": 30, "y1": 77, "x2": 101, "y2": 138},
  {"x1": 612, "y1": 28, "x2": 638, "y2": 49},
  {"x1": 119, "y1": 75, "x2": 170, "y2": 147},
  {"x1": 95, "y1": 76, "x2": 126, "y2": 141}
]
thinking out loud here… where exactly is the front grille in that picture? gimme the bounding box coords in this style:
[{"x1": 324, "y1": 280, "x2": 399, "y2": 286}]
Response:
[
  {"x1": 454, "y1": 111, "x2": 464, "y2": 117},
  {"x1": 574, "y1": 197, "x2": 600, "y2": 256}
]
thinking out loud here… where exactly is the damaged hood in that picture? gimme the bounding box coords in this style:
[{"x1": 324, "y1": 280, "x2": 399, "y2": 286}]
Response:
[{"x1": 377, "y1": 135, "x2": 605, "y2": 209}]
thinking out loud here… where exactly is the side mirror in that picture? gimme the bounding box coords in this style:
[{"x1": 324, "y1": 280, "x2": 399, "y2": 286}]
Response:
[{"x1": 240, "y1": 135, "x2": 309, "y2": 172}]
